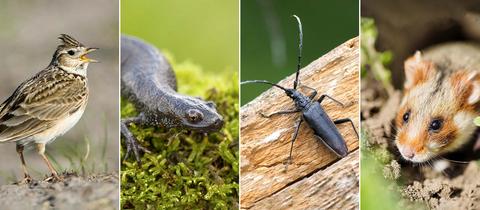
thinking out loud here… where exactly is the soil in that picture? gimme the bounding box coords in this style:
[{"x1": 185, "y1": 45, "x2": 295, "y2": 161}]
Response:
[
  {"x1": 361, "y1": 76, "x2": 480, "y2": 209},
  {"x1": 0, "y1": 172, "x2": 119, "y2": 210}
]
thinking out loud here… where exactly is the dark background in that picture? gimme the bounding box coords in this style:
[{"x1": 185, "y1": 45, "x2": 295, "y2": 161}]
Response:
[
  {"x1": 241, "y1": 0, "x2": 359, "y2": 105},
  {"x1": 362, "y1": 0, "x2": 480, "y2": 87}
]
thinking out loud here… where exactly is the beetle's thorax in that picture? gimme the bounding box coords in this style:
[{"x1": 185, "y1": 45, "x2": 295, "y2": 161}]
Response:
[{"x1": 287, "y1": 89, "x2": 311, "y2": 110}]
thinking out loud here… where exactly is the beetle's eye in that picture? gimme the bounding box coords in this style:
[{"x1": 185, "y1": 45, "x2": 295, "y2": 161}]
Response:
[
  {"x1": 186, "y1": 109, "x2": 203, "y2": 123},
  {"x1": 429, "y1": 119, "x2": 443, "y2": 131},
  {"x1": 67, "y1": 50, "x2": 75, "y2": 56},
  {"x1": 402, "y1": 111, "x2": 410, "y2": 123}
]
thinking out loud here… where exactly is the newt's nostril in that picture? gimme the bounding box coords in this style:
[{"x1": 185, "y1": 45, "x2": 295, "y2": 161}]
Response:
[{"x1": 214, "y1": 118, "x2": 224, "y2": 127}]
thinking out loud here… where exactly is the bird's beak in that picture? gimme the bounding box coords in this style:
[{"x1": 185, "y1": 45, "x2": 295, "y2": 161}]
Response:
[{"x1": 80, "y1": 47, "x2": 99, "y2": 63}]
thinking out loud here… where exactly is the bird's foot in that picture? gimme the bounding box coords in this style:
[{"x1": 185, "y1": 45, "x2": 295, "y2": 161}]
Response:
[
  {"x1": 44, "y1": 172, "x2": 63, "y2": 182},
  {"x1": 16, "y1": 174, "x2": 33, "y2": 185}
]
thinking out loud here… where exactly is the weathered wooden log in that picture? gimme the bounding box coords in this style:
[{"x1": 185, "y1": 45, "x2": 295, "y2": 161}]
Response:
[{"x1": 240, "y1": 37, "x2": 359, "y2": 209}]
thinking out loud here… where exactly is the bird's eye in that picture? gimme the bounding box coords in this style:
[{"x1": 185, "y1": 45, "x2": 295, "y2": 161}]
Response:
[
  {"x1": 186, "y1": 109, "x2": 203, "y2": 123},
  {"x1": 67, "y1": 50, "x2": 75, "y2": 56},
  {"x1": 402, "y1": 111, "x2": 410, "y2": 123},
  {"x1": 429, "y1": 119, "x2": 443, "y2": 131}
]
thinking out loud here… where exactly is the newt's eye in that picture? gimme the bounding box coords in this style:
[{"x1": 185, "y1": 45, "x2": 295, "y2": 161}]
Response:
[
  {"x1": 429, "y1": 119, "x2": 443, "y2": 131},
  {"x1": 403, "y1": 111, "x2": 410, "y2": 123},
  {"x1": 186, "y1": 109, "x2": 203, "y2": 123}
]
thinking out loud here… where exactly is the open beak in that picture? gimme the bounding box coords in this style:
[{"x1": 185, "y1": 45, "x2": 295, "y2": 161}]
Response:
[{"x1": 80, "y1": 47, "x2": 99, "y2": 63}]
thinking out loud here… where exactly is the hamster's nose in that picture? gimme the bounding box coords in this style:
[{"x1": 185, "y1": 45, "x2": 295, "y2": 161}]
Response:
[{"x1": 402, "y1": 147, "x2": 415, "y2": 159}]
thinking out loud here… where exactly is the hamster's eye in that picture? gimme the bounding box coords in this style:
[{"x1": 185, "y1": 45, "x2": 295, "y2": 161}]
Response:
[
  {"x1": 429, "y1": 119, "x2": 443, "y2": 131},
  {"x1": 402, "y1": 111, "x2": 410, "y2": 123},
  {"x1": 186, "y1": 109, "x2": 204, "y2": 123},
  {"x1": 67, "y1": 50, "x2": 75, "y2": 56}
]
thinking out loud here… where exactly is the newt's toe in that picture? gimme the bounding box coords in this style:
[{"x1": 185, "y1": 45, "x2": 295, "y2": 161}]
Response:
[{"x1": 123, "y1": 135, "x2": 150, "y2": 165}]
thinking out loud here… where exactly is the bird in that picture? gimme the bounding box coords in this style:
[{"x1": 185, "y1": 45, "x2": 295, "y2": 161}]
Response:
[{"x1": 0, "y1": 34, "x2": 97, "y2": 183}]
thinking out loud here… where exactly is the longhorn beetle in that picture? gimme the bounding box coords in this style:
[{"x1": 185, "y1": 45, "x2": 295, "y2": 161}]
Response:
[{"x1": 241, "y1": 15, "x2": 358, "y2": 165}]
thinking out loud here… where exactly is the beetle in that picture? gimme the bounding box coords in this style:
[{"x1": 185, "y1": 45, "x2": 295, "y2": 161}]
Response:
[{"x1": 241, "y1": 15, "x2": 358, "y2": 165}]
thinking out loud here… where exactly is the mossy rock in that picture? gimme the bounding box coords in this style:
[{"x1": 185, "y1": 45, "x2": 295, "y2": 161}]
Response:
[{"x1": 120, "y1": 52, "x2": 239, "y2": 210}]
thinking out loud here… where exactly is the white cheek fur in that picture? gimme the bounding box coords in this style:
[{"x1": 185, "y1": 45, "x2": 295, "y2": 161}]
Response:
[
  {"x1": 454, "y1": 111, "x2": 474, "y2": 130},
  {"x1": 450, "y1": 111, "x2": 476, "y2": 152}
]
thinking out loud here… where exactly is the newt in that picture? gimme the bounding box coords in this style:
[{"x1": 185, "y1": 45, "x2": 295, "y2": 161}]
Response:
[{"x1": 121, "y1": 35, "x2": 224, "y2": 163}]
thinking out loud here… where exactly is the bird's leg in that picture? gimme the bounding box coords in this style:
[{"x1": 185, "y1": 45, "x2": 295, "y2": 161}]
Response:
[
  {"x1": 36, "y1": 143, "x2": 62, "y2": 181},
  {"x1": 121, "y1": 114, "x2": 151, "y2": 165},
  {"x1": 16, "y1": 144, "x2": 32, "y2": 184}
]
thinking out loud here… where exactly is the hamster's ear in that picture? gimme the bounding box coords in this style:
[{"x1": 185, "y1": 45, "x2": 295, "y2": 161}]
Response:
[
  {"x1": 450, "y1": 71, "x2": 480, "y2": 105},
  {"x1": 404, "y1": 51, "x2": 436, "y2": 90}
]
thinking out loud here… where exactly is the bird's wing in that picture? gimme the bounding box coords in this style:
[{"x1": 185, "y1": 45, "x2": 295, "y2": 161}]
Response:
[{"x1": 0, "y1": 71, "x2": 88, "y2": 142}]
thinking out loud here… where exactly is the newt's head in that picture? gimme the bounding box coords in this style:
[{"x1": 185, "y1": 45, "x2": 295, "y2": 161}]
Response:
[{"x1": 176, "y1": 96, "x2": 224, "y2": 132}]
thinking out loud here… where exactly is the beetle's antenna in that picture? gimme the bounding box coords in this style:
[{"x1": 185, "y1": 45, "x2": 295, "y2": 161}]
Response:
[
  {"x1": 292, "y1": 15, "x2": 303, "y2": 90},
  {"x1": 241, "y1": 80, "x2": 288, "y2": 92}
]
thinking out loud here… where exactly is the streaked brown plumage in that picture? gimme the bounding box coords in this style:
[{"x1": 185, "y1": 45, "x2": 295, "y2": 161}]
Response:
[{"x1": 0, "y1": 34, "x2": 96, "y2": 183}]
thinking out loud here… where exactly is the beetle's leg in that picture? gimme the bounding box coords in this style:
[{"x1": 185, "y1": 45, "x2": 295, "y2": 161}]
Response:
[
  {"x1": 121, "y1": 113, "x2": 151, "y2": 165},
  {"x1": 318, "y1": 94, "x2": 345, "y2": 107},
  {"x1": 286, "y1": 117, "x2": 304, "y2": 168},
  {"x1": 299, "y1": 85, "x2": 317, "y2": 99},
  {"x1": 260, "y1": 108, "x2": 300, "y2": 118},
  {"x1": 334, "y1": 118, "x2": 359, "y2": 138}
]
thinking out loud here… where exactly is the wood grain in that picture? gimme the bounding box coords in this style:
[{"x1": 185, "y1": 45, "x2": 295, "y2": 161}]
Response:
[
  {"x1": 240, "y1": 37, "x2": 359, "y2": 209},
  {"x1": 249, "y1": 150, "x2": 359, "y2": 210}
]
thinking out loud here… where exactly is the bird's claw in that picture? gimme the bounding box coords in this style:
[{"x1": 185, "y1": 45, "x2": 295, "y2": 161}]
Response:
[
  {"x1": 16, "y1": 175, "x2": 33, "y2": 185},
  {"x1": 44, "y1": 173, "x2": 63, "y2": 182}
]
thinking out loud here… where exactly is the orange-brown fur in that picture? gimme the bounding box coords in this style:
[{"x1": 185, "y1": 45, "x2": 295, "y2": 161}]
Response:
[
  {"x1": 450, "y1": 71, "x2": 478, "y2": 111},
  {"x1": 404, "y1": 54, "x2": 436, "y2": 91},
  {"x1": 395, "y1": 50, "x2": 480, "y2": 162}
]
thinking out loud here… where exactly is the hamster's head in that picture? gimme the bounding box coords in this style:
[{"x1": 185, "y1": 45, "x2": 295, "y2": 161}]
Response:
[{"x1": 395, "y1": 52, "x2": 480, "y2": 162}]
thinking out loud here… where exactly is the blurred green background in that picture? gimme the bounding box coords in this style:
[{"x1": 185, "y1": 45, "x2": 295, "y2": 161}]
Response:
[
  {"x1": 241, "y1": 0, "x2": 358, "y2": 105},
  {"x1": 121, "y1": 0, "x2": 238, "y2": 72}
]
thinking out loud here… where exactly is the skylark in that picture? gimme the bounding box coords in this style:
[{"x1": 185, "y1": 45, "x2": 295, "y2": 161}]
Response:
[{"x1": 0, "y1": 34, "x2": 97, "y2": 183}]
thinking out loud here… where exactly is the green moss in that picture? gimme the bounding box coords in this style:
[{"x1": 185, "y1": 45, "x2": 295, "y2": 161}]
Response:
[{"x1": 120, "y1": 52, "x2": 239, "y2": 209}]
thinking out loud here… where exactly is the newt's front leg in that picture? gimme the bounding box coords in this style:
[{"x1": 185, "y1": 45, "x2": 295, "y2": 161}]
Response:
[{"x1": 121, "y1": 113, "x2": 151, "y2": 164}]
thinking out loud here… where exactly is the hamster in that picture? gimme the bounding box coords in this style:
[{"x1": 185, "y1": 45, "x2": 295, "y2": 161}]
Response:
[{"x1": 395, "y1": 42, "x2": 480, "y2": 163}]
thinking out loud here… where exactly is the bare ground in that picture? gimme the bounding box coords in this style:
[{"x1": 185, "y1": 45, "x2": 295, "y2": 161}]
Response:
[{"x1": 0, "y1": 173, "x2": 119, "y2": 210}]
